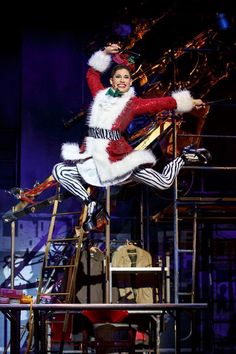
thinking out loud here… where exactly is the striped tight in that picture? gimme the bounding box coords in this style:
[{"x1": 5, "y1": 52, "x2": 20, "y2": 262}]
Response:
[
  {"x1": 52, "y1": 163, "x2": 90, "y2": 202},
  {"x1": 130, "y1": 157, "x2": 184, "y2": 190},
  {"x1": 52, "y1": 157, "x2": 185, "y2": 202}
]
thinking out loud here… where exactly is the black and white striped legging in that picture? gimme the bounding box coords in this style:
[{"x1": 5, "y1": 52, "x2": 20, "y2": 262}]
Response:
[{"x1": 52, "y1": 157, "x2": 184, "y2": 203}]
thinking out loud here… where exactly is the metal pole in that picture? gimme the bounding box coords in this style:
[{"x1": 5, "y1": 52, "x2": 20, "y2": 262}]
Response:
[
  {"x1": 10, "y1": 207, "x2": 16, "y2": 289},
  {"x1": 10, "y1": 309, "x2": 21, "y2": 354},
  {"x1": 192, "y1": 206, "x2": 197, "y2": 302},
  {"x1": 173, "y1": 120, "x2": 179, "y2": 303},
  {"x1": 140, "y1": 188, "x2": 144, "y2": 247},
  {"x1": 144, "y1": 186, "x2": 150, "y2": 252},
  {"x1": 105, "y1": 186, "x2": 111, "y2": 303}
]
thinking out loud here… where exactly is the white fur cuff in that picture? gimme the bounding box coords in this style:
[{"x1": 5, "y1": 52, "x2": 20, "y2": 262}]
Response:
[
  {"x1": 88, "y1": 50, "x2": 112, "y2": 73},
  {"x1": 61, "y1": 142, "x2": 80, "y2": 160},
  {"x1": 172, "y1": 89, "x2": 193, "y2": 113}
]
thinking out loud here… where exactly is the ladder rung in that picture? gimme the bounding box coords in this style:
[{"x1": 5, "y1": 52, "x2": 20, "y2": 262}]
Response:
[
  {"x1": 48, "y1": 237, "x2": 81, "y2": 243},
  {"x1": 44, "y1": 265, "x2": 76, "y2": 269},
  {"x1": 178, "y1": 249, "x2": 194, "y2": 253},
  {"x1": 38, "y1": 292, "x2": 70, "y2": 296}
]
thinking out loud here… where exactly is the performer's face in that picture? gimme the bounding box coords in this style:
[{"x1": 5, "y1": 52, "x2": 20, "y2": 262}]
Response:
[{"x1": 110, "y1": 68, "x2": 132, "y2": 93}]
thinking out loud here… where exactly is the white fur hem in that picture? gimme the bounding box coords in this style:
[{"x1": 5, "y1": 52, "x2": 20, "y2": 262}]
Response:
[
  {"x1": 76, "y1": 149, "x2": 156, "y2": 187},
  {"x1": 60, "y1": 141, "x2": 156, "y2": 187},
  {"x1": 88, "y1": 50, "x2": 112, "y2": 73},
  {"x1": 100, "y1": 150, "x2": 156, "y2": 185},
  {"x1": 172, "y1": 89, "x2": 193, "y2": 113},
  {"x1": 61, "y1": 142, "x2": 91, "y2": 160}
]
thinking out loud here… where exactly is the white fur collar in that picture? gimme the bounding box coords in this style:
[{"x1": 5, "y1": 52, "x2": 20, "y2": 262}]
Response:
[{"x1": 86, "y1": 87, "x2": 135, "y2": 129}]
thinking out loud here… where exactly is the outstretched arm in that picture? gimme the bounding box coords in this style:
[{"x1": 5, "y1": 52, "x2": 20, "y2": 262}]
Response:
[{"x1": 133, "y1": 91, "x2": 205, "y2": 116}]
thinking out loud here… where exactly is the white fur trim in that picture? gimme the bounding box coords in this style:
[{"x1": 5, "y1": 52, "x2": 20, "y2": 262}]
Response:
[
  {"x1": 100, "y1": 150, "x2": 157, "y2": 185},
  {"x1": 86, "y1": 87, "x2": 135, "y2": 128},
  {"x1": 88, "y1": 50, "x2": 112, "y2": 73},
  {"x1": 85, "y1": 136, "x2": 156, "y2": 185},
  {"x1": 172, "y1": 89, "x2": 193, "y2": 113},
  {"x1": 60, "y1": 142, "x2": 91, "y2": 160},
  {"x1": 76, "y1": 148, "x2": 156, "y2": 187}
]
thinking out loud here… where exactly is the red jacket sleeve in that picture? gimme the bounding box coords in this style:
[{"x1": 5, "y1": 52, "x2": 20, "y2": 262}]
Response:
[
  {"x1": 86, "y1": 67, "x2": 105, "y2": 97},
  {"x1": 132, "y1": 96, "x2": 177, "y2": 116}
]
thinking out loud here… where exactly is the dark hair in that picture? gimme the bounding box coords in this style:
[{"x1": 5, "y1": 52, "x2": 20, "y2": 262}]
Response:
[{"x1": 111, "y1": 64, "x2": 132, "y2": 78}]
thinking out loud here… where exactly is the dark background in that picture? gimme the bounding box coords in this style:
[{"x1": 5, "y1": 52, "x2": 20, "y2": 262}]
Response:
[
  {"x1": 0, "y1": 0, "x2": 236, "y2": 207},
  {"x1": 0, "y1": 2, "x2": 235, "y2": 352}
]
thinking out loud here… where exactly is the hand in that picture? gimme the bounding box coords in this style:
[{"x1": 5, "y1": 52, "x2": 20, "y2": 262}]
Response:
[
  {"x1": 103, "y1": 43, "x2": 121, "y2": 55},
  {"x1": 192, "y1": 99, "x2": 205, "y2": 110}
]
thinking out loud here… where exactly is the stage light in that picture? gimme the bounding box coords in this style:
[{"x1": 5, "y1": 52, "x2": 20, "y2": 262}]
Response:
[{"x1": 216, "y1": 13, "x2": 230, "y2": 31}]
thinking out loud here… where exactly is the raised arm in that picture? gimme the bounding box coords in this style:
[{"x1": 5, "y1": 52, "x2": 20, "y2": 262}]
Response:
[{"x1": 86, "y1": 44, "x2": 120, "y2": 97}]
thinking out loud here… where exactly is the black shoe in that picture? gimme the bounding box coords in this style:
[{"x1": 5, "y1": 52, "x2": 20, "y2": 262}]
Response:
[
  {"x1": 181, "y1": 145, "x2": 212, "y2": 165},
  {"x1": 83, "y1": 201, "x2": 109, "y2": 232}
]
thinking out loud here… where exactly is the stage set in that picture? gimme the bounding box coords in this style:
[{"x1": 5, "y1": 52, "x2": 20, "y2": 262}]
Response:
[{"x1": 0, "y1": 1, "x2": 236, "y2": 353}]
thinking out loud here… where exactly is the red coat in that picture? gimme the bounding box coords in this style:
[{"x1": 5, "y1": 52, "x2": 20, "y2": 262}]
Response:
[
  {"x1": 86, "y1": 66, "x2": 177, "y2": 163},
  {"x1": 61, "y1": 51, "x2": 193, "y2": 187}
]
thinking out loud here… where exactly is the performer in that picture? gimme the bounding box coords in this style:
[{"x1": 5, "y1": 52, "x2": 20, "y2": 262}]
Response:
[{"x1": 52, "y1": 44, "x2": 211, "y2": 231}]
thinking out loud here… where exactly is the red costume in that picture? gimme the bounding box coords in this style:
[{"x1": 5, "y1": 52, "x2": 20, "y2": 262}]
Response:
[{"x1": 61, "y1": 50, "x2": 194, "y2": 187}]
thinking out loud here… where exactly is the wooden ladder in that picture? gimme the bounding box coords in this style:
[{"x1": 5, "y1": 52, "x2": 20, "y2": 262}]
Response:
[{"x1": 27, "y1": 186, "x2": 88, "y2": 353}]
